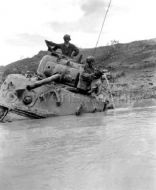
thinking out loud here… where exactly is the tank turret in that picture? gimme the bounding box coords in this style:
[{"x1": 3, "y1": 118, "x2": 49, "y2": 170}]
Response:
[{"x1": 37, "y1": 55, "x2": 83, "y2": 87}]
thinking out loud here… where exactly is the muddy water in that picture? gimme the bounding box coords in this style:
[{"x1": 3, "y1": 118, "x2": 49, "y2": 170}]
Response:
[{"x1": 0, "y1": 107, "x2": 156, "y2": 190}]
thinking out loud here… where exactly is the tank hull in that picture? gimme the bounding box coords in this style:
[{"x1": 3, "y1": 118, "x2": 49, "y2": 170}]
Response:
[{"x1": 0, "y1": 74, "x2": 108, "y2": 122}]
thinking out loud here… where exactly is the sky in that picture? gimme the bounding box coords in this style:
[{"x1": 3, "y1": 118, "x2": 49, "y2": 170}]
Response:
[{"x1": 0, "y1": 0, "x2": 156, "y2": 66}]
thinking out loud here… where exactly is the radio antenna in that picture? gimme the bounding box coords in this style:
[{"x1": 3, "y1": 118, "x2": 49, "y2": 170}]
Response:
[{"x1": 93, "y1": 0, "x2": 112, "y2": 56}]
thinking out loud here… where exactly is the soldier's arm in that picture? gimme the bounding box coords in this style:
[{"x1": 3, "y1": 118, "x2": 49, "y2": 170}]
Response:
[
  {"x1": 81, "y1": 72, "x2": 94, "y2": 82},
  {"x1": 45, "y1": 40, "x2": 62, "y2": 51}
]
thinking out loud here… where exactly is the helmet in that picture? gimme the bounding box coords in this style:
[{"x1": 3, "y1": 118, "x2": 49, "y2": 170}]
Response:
[
  {"x1": 86, "y1": 56, "x2": 95, "y2": 63},
  {"x1": 63, "y1": 34, "x2": 71, "y2": 41}
]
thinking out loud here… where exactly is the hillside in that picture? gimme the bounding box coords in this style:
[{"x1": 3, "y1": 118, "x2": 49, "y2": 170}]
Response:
[{"x1": 2, "y1": 39, "x2": 156, "y2": 108}]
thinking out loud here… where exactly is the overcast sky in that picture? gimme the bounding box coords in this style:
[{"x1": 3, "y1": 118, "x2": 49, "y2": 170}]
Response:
[{"x1": 0, "y1": 0, "x2": 156, "y2": 66}]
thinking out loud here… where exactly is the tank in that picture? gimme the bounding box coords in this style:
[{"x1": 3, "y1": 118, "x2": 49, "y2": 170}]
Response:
[{"x1": 0, "y1": 53, "x2": 112, "y2": 122}]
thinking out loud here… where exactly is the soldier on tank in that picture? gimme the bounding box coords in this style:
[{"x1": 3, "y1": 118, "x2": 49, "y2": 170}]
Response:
[
  {"x1": 45, "y1": 34, "x2": 79, "y2": 58},
  {"x1": 77, "y1": 56, "x2": 95, "y2": 93},
  {"x1": 77, "y1": 56, "x2": 103, "y2": 94}
]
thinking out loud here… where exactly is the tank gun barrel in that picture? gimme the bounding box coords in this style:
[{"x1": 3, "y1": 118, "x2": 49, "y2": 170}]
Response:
[{"x1": 26, "y1": 74, "x2": 61, "y2": 90}]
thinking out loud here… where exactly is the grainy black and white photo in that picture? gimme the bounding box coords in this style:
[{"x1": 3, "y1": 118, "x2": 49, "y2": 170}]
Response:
[{"x1": 0, "y1": 0, "x2": 156, "y2": 189}]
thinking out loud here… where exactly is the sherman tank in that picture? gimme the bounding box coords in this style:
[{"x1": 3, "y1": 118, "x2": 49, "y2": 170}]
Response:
[{"x1": 0, "y1": 52, "x2": 112, "y2": 122}]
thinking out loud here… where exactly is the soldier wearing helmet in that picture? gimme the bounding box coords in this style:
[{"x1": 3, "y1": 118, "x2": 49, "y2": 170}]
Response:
[
  {"x1": 77, "y1": 56, "x2": 96, "y2": 93},
  {"x1": 77, "y1": 55, "x2": 103, "y2": 94},
  {"x1": 45, "y1": 34, "x2": 79, "y2": 58}
]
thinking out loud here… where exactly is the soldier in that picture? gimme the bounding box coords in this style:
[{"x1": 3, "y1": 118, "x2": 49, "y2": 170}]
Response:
[
  {"x1": 77, "y1": 56, "x2": 96, "y2": 94},
  {"x1": 77, "y1": 56, "x2": 103, "y2": 94},
  {"x1": 45, "y1": 34, "x2": 79, "y2": 58}
]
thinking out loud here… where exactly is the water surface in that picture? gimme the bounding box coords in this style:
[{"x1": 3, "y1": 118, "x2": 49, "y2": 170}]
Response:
[{"x1": 0, "y1": 107, "x2": 156, "y2": 190}]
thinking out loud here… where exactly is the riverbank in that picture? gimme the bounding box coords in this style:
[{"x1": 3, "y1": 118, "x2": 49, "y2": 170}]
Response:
[{"x1": 110, "y1": 67, "x2": 156, "y2": 108}]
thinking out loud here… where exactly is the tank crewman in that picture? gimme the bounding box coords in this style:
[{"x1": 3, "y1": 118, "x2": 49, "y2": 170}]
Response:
[
  {"x1": 45, "y1": 34, "x2": 79, "y2": 58},
  {"x1": 77, "y1": 56, "x2": 96, "y2": 94}
]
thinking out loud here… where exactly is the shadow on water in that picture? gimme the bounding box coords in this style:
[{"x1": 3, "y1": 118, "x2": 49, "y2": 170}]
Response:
[{"x1": 0, "y1": 106, "x2": 156, "y2": 190}]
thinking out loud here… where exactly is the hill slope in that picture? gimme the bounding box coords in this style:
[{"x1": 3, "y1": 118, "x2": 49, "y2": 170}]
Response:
[{"x1": 2, "y1": 39, "x2": 156, "y2": 108}]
